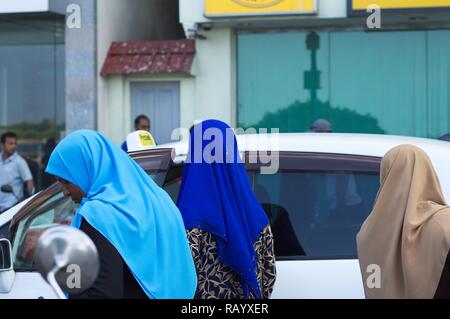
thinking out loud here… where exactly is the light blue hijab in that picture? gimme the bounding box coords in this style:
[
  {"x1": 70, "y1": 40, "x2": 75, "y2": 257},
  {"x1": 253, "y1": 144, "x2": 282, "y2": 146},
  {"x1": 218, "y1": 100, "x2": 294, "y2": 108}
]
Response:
[{"x1": 46, "y1": 130, "x2": 197, "y2": 299}]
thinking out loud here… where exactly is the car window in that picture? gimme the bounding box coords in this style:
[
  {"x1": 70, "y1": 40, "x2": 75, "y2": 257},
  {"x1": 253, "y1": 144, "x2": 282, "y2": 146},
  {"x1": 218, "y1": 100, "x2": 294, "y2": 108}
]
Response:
[
  {"x1": 132, "y1": 149, "x2": 174, "y2": 187},
  {"x1": 146, "y1": 171, "x2": 167, "y2": 187},
  {"x1": 162, "y1": 164, "x2": 183, "y2": 202},
  {"x1": 0, "y1": 221, "x2": 10, "y2": 239},
  {"x1": 11, "y1": 192, "x2": 78, "y2": 271},
  {"x1": 253, "y1": 170, "x2": 379, "y2": 259}
]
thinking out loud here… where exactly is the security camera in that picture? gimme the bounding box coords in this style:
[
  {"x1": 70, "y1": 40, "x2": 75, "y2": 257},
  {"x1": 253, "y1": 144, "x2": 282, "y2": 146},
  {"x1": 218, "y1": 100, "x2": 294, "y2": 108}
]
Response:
[
  {"x1": 185, "y1": 29, "x2": 197, "y2": 40},
  {"x1": 183, "y1": 23, "x2": 198, "y2": 40},
  {"x1": 200, "y1": 23, "x2": 213, "y2": 31},
  {"x1": 183, "y1": 23, "x2": 207, "y2": 40}
]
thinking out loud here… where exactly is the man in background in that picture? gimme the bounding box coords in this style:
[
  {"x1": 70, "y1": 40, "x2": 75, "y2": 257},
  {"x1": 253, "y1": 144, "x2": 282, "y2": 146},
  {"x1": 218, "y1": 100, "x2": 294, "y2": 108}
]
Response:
[
  {"x1": 0, "y1": 132, "x2": 34, "y2": 213},
  {"x1": 439, "y1": 133, "x2": 450, "y2": 142},
  {"x1": 122, "y1": 115, "x2": 151, "y2": 152},
  {"x1": 309, "y1": 118, "x2": 332, "y2": 133}
]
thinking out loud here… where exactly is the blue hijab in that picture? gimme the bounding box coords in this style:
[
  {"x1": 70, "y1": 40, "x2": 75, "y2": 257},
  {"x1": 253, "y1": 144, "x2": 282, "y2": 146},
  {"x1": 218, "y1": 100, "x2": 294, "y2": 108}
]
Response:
[
  {"x1": 177, "y1": 120, "x2": 270, "y2": 298},
  {"x1": 46, "y1": 130, "x2": 197, "y2": 299}
]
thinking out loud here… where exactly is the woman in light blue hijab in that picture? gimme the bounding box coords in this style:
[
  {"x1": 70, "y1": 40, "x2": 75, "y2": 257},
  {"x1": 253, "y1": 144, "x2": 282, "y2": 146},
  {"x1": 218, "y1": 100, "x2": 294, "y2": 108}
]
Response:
[{"x1": 46, "y1": 130, "x2": 197, "y2": 299}]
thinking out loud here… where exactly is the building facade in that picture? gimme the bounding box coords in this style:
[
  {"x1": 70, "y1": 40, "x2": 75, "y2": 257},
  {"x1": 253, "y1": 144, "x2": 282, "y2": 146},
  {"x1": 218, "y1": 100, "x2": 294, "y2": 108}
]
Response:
[
  {"x1": 175, "y1": 0, "x2": 450, "y2": 138},
  {"x1": 3, "y1": 0, "x2": 450, "y2": 181},
  {"x1": 0, "y1": 0, "x2": 181, "y2": 190}
]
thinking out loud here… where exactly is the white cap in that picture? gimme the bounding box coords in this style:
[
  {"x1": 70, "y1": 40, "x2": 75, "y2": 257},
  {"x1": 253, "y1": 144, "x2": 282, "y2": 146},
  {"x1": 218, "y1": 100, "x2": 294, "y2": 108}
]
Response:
[{"x1": 126, "y1": 130, "x2": 156, "y2": 152}]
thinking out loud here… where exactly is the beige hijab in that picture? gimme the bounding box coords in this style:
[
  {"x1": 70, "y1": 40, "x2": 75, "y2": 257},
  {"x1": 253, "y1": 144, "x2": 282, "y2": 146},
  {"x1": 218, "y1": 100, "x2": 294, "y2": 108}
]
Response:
[{"x1": 357, "y1": 144, "x2": 450, "y2": 299}]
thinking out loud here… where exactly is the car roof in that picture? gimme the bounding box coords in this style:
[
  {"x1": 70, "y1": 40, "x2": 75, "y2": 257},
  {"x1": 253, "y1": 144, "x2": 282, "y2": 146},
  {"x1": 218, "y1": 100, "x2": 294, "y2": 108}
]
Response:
[{"x1": 153, "y1": 132, "x2": 450, "y2": 158}]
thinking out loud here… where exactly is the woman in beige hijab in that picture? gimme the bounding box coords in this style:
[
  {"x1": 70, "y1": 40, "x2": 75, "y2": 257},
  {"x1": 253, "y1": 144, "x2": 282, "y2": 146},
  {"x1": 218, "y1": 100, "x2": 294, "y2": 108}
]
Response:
[{"x1": 357, "y1": 144, "x2": 450, "y2": 299}]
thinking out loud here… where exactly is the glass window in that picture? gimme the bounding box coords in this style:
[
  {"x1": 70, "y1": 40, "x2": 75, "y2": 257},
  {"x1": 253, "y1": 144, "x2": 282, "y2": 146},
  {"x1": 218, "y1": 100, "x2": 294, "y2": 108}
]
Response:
[
  {"x1": 0, "y1": 239, "x2": 12, "y2": 270},
  {"x1": 163, "y1": 164, "x2": 183, "y2": 202},
  {"x1": 238, "y1": 29, "x2": 450, "y2": 138},
  {"x1": 0, "y1": 221, "x2": 10, "y2": 239},
  {"x1": 0, "y1": 15, "x2": 65, "y2": 191},
  {"x1": 253, "y1": 170, "x2": 379, "y2": 259},
  {"x1": 132, "y1": 149, "x2": 174, "y2": 187},
  {"x1": 11, "y1": 193, "x2": 78, "y2": 271}
]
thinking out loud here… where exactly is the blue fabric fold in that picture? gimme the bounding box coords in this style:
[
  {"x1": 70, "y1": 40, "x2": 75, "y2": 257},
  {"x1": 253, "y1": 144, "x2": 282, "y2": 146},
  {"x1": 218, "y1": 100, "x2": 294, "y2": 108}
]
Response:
[{"x1": 177, "y1": 120, "x2": 269, "y2": 298}]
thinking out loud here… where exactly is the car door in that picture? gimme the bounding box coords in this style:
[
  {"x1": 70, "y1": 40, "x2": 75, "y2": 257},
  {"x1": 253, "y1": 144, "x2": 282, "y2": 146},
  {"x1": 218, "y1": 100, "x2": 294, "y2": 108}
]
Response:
[
  {"x1": 2, "y1": 147, "x2": 381, "y2": 299},
  {"x1": 0, "y1": 195, "x2": 36, "y2": 239},
  {"x1": 2, "y1": 190, "x2": 78, "y2": 299},
  {"x1": 127, "y1": 148, "x2": 382, "y2": 299},
  {"x1": 0, "y1": 149, "x2": 175, "y2": 299},
  {"x1": 245, "y1": 151, "x2": 381, "y2": 298}
]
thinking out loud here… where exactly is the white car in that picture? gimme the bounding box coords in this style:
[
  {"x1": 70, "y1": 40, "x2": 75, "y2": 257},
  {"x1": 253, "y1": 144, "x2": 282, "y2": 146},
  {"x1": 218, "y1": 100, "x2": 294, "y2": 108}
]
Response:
[{"x1": 1, "y1": 133, "x2": 450, "y2": 299}]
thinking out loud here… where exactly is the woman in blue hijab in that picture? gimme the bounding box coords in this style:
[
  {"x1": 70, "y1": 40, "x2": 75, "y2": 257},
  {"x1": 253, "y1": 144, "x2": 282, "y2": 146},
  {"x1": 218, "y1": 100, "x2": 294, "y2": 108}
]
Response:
[
  {"x1": 177, "y1": 119, "x2": 276, "y2": 299},
  {"x1": 46, "y1": 130, "x2": 197, "y2": 299}
]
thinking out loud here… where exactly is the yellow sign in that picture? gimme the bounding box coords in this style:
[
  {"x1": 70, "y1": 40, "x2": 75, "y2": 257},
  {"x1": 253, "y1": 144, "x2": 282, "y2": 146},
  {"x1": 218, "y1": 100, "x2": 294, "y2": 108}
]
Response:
[
  {"x1": 351, "y1": 0, "x2": 450, "y2": 11},
  {"x1": 139, "y1": 133, "x2": 155, "y2": 147},
  {"x1": 205, "y1": 0, "x2": 317, "y2": 17}
]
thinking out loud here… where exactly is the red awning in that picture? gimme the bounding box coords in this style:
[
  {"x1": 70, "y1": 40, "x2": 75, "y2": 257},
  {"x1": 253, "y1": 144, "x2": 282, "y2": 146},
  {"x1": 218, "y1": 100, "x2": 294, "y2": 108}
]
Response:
[{"x1": 101, "y1": 39, "x2": 195, "y2": 76}]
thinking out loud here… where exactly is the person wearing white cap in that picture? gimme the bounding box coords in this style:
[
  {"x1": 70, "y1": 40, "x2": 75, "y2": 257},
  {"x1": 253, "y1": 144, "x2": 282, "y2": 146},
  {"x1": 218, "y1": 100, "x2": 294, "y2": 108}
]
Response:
[
  {"x1": 121, "y1": 115, "x2": 152, "y2": 152},
  {"x1": 125, "y1": 130, "x2": 157, "y2": 153}
]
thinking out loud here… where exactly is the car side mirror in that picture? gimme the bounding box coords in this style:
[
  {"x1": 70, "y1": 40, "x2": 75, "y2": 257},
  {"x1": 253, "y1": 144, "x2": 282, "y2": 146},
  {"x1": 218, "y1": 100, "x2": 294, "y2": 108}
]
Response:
[
  {"x1": 35, "y1": 226, "x2": 99, "y2": 299},
  {"x1": 0, "y1": 239, "x2": 12, "y2": 270},
  {"x1": 1, "y1": 185, "x2": 13, "y2": 194},
  {"x1": 0, "y1": 239, "x2": 15, "y2": 293}
]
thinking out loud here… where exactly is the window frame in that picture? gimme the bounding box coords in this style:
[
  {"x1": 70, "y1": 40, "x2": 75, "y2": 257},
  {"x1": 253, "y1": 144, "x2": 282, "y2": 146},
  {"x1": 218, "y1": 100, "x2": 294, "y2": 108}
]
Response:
[
  {"x1": 244, "y1": 151, "x2": 381, "y2": 173},
  {"x1": 0, "y1": 221, "x2": 10, "y2": 239},
  {"x1": 245, "y1": 151, "x2": 381, "y2": 261},
  {"x1": 9, "y1": 183, "x2": 62, "y2": 242},
  {"x1": 236, "y1": 28, "x2": 450, "y2": 138},
  {"x1": 11, "y1": 191, "x2": 76, "y2": 272}
]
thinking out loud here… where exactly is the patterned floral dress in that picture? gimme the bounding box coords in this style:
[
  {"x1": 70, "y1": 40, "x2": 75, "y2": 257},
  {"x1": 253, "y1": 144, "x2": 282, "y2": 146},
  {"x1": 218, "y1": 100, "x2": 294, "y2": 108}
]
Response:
[{"x1": 187, "y1": 225, "x2": 276, "y2": 299}]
